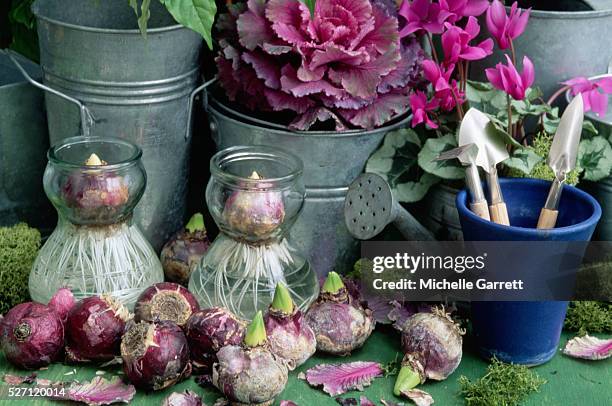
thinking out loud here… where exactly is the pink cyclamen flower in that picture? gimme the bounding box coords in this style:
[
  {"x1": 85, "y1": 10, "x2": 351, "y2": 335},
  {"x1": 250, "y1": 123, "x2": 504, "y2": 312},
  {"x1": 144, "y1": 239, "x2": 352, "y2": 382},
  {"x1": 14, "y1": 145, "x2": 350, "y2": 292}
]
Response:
[
  {"x1": 486, "y1": 0, "x2": 530, "y2": 50},
  {"x1": 440, "y1": 0, "x2": 490, "y2": 23},
  {"x1": 422, "y1": 60, "x2": 464, "y2": 111},
  {"x1": 563, "y1": 76, "x2": 612, "y2": 117},
  {"x1": 399, "y1": 0, "x2": 452, "y2": 36},
  {"x1": 485, "y1": 55, "x2": 535, "y2": 100},
  {"x1": 410, "y1": 91, "x2": 439, "y2": 128},
  {"x1": 441, "y1": 17, "x2": 493, "y2": 63}
]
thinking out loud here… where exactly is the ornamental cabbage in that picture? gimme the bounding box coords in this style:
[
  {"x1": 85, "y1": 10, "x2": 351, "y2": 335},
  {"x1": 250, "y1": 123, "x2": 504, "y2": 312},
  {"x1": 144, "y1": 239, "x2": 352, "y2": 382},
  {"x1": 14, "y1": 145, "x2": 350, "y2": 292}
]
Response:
[{"x1": 215, "y1": 0, "x2": 423, "y2": 130}]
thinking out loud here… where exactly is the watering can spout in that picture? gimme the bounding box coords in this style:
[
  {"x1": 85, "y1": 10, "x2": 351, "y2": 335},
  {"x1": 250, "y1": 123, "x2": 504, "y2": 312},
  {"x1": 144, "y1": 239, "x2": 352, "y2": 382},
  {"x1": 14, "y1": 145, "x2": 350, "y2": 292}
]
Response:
[{"x1": 344, "y1": 173, "x2": 436, "y2": 241}]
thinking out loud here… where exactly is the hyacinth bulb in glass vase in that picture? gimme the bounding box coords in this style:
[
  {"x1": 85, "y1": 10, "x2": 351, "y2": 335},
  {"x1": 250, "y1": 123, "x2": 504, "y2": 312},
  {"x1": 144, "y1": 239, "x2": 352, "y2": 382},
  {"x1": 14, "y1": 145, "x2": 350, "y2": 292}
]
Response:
[
  {"x1": 29, "y1": 137, "x2": 164, "y2": 308},
  {"x1": 189, "y1": 146, "x2": 319, "y2": 320}
]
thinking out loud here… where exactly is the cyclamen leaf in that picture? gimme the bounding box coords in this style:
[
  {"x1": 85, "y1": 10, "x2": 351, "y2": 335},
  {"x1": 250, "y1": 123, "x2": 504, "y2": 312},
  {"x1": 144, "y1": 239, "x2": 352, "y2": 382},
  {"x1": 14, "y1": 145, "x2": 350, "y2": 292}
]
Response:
[
  {"x1": 305, "y1": 361, "x2": 384, "y2": 396},
  {"x1": 417, "y1": 134, "x2": 464, "y2": 180},
  {"x1": 578, "y1": 136, "x2": 612, "y2": 181},
  {"x1": 562, "y1": 335, "x2": 612, "y2": 360},
  {"x1": 52, "y1": 376, "x2": 136, "y2": 406},
  {"x1": 393, "y1": 173, "x2": 440, "y2": 203},
  {"x1": 159, "y1": 0, "x2": 217, "y2": 49},
  {"x1": 503, "y1": 146, "x2": 543, "y2": 175}
]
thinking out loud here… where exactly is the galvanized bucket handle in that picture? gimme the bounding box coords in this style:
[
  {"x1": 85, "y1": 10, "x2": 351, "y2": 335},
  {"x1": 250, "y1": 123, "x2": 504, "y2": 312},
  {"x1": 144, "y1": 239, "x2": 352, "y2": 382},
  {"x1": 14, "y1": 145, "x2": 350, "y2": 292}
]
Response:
[
  {"x1": 186, "y1": 77, "x2": 217, "y2": 140},
  {"x1": 4, "y1": 50, "x2": 94, "y2": 137}
]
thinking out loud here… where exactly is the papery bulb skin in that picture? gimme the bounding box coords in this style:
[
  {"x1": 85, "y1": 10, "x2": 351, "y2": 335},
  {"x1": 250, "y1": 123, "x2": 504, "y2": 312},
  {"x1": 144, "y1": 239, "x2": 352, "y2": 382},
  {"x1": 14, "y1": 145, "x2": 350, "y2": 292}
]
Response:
[
  {"x1": 161, "y1": 213, "x2": 210, "y2": 285},
  {"x1": 121, "y1": 320, "x2": 191, "y2": 391},
  {"x1": 0, "y1": 302, "x2": 64, "y2": 369},
  {"x1": 223, "y1": 171, "x2": 285, "y2": 237},
  {"x1": 212, "y1": 311, "x2": 288, "y2": 406},
  {"x1": 305, "y1": 272, "x2": 374, "y2": 355},
  {"x1": 184, "y1": 307, "x2": 246, "y2": 372},
  {"x1": 134, "y1": 282, "x2": 200, "y2": 328},
  {"x1": 65, "y1": 295, "x2": 131, "y2": 363},
  {"x1": 264, "y1": 283, "x2": 316, "y2": 369},
  {"x1": 48, "y1": 287, "x2": 76, "y2": 324}
]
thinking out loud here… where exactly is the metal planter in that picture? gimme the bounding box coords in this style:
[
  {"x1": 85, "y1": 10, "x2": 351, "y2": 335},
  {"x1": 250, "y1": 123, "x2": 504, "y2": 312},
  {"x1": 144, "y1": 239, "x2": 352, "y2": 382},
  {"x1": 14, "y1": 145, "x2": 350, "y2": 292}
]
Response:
[
  {"x1": 472, "y1": 3, "x2": 612, "y2": 99},
  {"x1": 32, "y1": 0, "x2": 203, "y2": 250},
  {"x1": 0, "y1": 52, "x2": 53, "y2": 232},
  {"x1": 206, "y1": 96, "x2": 410, "y2": 276}
]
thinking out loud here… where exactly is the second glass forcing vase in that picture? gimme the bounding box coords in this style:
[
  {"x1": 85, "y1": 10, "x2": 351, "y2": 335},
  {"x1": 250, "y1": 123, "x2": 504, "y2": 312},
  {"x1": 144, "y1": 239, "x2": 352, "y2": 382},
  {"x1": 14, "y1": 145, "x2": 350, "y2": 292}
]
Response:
[
  {"x1": 189, "y1": 146, "x2": 319, "y2": 319},
  {"x1": 29, "y1": 137, "x2": 163, "y2": 308}
]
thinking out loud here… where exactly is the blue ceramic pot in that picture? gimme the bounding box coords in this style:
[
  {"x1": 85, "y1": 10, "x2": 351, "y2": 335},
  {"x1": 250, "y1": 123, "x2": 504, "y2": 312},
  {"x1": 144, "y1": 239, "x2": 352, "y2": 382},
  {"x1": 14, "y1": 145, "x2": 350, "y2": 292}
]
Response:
[{"x1": 457, "y1": 178, "x2": 601, "y2": 365}]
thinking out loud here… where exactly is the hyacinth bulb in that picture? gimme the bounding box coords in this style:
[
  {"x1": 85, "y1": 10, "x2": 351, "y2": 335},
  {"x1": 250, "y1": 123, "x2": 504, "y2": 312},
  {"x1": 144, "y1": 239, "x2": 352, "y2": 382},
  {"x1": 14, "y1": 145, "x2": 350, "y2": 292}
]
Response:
[
  {"x1": 264, "y1": 283, "x2": 316, "y2": 370},
  {"x1": 134, "y1": 282, "x2": 200, "y2": 329},
  {"x1": 121, "y1": 320, "x2": 191, "y2": 391},
  {"x1": 213, "y1": 311, "x2": 288, "y2": 406},
  {"x1": 394, "y1": 308, "x2": 464, "y2": 396},
  {"x1": 62, "y1": 153, "x2": 129, "y2": 219},
  {"x1": 160, "y1": 213, "x2": 211, "y2": 285},
  {"x1": 305, "y1": 272, "x2": 375, "y2": 355},
  {"x1": 65, "y1": 295, "x2": 131, "y2": 363},
  {"x1": 0, "y1": 302, "x2": 64, "y2": 369},
  {"x1": 223, "y1": 171, "x2": 285, "y2": 237},
  {"x1": 184, "y1": 307, "x2": 246, "y2": 372}
]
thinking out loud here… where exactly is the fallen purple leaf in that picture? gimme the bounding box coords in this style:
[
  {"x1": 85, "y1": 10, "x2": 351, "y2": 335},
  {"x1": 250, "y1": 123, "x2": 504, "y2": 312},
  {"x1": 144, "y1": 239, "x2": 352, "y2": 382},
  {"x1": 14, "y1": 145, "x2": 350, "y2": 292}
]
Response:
[
  {"x1": 3, "y1": 373, "x2": 37, "y2": 385},
  {"x1": 360, "y1": 395, "x2": 376, "y2": 406},
  {"x1": 563, "y1": 335, "x2": 612, "y2": 360},
  {"x1": 401, "y1": 389, "x2": 434, "y2": 406},
  {"x1": 52, "y1": 376, "x2": 136, "y2": 406},
  {"x1": 305, "y1": 361, "x2": 383, "y2": 396},
  {"x1": 161, "y1": 390, "x2": 204, "y2": 406},
  {"x1": 280, "y1": 401, "x2": 298, "y2": 406}
]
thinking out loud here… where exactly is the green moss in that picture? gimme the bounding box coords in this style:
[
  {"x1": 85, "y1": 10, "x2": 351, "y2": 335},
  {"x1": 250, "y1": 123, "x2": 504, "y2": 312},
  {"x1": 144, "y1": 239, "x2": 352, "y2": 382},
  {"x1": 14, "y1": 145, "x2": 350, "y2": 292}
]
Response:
[
  {"x1": 507, "y1": 132, "x2": 581, "y2": 185},
  {"x1": 459, "y1": 358, "x2": 546, "y2": 406},
  {"x1": 0, "y1": 223, "x2": 40, "y2": 314},
  {"x1": 564, "y1": 301, "x2": 612, "y2": 336}
]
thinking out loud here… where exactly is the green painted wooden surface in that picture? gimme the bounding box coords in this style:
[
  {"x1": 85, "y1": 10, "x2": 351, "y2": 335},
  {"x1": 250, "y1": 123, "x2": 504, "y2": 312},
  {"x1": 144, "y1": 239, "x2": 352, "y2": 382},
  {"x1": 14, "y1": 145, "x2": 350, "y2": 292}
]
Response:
[{"x1": 0, "y1": 328, "x2": 610, "y2": 405}]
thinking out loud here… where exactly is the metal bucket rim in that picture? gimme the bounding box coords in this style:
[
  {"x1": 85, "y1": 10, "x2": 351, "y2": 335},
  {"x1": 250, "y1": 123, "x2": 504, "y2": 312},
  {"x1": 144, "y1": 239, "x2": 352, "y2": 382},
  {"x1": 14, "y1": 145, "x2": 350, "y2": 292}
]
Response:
[
  {"x1": 48, "y1": 135, "x2": 143, "y2": 170},
  {"x1": 508, "y1": 5, "x2": 612, "y2": 19},
  {"x1": 208, "y1": 96, "x2": 412, "y2": 139},
  {"x1": 32, "y1": 1, "x2": 186, "y2": 35},
  {"x1": 564, "y1": 73, "x2": 612, "y2": 126}
]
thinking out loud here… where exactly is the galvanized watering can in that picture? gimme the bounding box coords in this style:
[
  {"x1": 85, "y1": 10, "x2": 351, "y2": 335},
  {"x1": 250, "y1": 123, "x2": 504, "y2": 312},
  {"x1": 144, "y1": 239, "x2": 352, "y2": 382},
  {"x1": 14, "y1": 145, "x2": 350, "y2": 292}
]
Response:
[
  {"x1": 29, "y1": 0, "x2": 203, "y2": 250},
  {"x1": 194, "y1": 82, "x2": 412, "y2": 276}
]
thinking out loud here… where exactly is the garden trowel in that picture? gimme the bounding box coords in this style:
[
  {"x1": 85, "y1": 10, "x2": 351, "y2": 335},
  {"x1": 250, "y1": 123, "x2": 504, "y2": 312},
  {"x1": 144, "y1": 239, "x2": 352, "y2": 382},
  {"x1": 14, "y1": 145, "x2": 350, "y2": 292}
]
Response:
[
  {"x1": 435, "y1": 143, "x2": 490, "y2": 221},
  {"x1": 458, "y1": 108, "x2": 510, "y2": 225},
  {"x1": 537, "y1": 95, "x2": 584, "y2": 229}
]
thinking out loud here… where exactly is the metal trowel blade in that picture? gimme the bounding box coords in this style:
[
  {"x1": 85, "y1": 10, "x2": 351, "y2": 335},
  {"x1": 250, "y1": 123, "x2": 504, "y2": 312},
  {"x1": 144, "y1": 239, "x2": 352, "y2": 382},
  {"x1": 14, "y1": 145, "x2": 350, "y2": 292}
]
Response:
[
  {"x1": 458, "y1": 108, "x2": 509, "y2": 173},
  {"x1": 548, "y1": 95, "x2": 584, "y2": 177},
  {"x1": 434, "y1": 143, "x2": 479, "y2": 166}
]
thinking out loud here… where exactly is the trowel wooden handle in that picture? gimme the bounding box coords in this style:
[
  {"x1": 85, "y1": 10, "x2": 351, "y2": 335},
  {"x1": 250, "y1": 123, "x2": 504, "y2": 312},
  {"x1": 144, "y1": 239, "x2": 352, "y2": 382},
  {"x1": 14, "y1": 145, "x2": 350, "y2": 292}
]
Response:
[
  {"x1": 470, "y1": 201, "x2": 491, "y2": 221},
  {"x1": 489, "y1": 202, "x2": 510, "y2": 226},
  {"x1": 537, "y1": 208, "x2": 558, "y2": 229}
]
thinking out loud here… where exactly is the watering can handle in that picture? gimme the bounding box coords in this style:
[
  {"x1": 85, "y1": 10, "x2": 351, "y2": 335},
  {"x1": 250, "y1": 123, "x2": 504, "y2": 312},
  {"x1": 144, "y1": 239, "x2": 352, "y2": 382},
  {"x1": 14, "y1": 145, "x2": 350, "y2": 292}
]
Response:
[
  {"x1": 185, "y1": 77, "x2": 217, "y2": 140},
  {"x1": 4, "y1": 50, "x2": 94, "y2": 137}
]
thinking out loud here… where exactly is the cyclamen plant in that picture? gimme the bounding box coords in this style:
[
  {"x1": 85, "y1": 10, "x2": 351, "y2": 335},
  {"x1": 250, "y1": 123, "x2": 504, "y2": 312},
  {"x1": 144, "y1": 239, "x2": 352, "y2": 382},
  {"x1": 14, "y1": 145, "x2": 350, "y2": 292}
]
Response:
[
  {"x1": 367, "y1": 0, "x2": 612, "y2": 203},
  {"x1": 214, "y1": 0, "x2": 424, "y2": 130}
]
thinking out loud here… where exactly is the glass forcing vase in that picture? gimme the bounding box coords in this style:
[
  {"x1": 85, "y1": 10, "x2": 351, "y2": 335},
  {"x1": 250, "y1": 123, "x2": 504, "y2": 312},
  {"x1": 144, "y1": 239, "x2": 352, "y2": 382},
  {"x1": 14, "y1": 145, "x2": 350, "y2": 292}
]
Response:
[
  {"x1": 29, "y1": 136, "x2": 163, "y2": 308},
  {"x1": 189, "y1": 146, "x2": 319, "y2": 319}
]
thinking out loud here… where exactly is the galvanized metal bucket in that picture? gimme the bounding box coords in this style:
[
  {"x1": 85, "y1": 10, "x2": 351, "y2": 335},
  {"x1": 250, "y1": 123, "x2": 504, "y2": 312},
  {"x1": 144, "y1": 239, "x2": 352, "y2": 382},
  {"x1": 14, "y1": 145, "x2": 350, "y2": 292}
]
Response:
[
  {"x1": 567, "y1": 72, "x2": 612, "y2": 240},
  {"x1": 0, "y1": 52, "x2": 53, "y2": 232},
  {"x1": 418, "y1": 184, "x2": 463, "y2": 241},
  {"x1": 472, "y1": 2, "x2": 612, "y2": 99},
  {"x1": 31, "y1": 0, "x2": 203, "y2": 250},
  {"x1": 202, "y1": 91, "x2": 411, "y2": 276}
]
